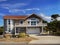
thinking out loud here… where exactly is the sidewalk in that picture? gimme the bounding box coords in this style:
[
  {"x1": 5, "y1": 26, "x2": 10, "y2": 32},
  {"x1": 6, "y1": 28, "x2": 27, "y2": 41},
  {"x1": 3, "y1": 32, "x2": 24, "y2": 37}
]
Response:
[{"x1": 29, "y1": 36, "x2": 60, "y2": 44}]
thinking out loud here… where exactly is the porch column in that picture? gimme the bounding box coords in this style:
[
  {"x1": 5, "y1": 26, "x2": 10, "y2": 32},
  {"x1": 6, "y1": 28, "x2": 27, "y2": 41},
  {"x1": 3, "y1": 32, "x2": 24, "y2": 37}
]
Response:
[
  {"x1": 26, "y1": 27, "x2": 27, "y2": 34},
  {"x1": 42, "y1": 26, "x2": 43, "y2": 33},
  {"x1": 15, "y1": 27, "x2": 16, "y2": 35}
]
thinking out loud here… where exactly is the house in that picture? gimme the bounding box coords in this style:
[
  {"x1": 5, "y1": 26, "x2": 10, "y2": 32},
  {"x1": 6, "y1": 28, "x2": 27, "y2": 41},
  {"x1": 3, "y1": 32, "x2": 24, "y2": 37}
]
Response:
[
  {"x1": 4, "y1": 14, "x2": 47, "y2": 35},
  {"x1": 57, "y1": 16, "x2": 60, "y2": 21}
]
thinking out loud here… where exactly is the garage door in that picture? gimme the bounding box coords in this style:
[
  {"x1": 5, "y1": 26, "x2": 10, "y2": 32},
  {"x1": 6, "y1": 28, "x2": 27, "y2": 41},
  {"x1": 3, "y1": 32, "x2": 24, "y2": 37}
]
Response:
[{"x1": 26, "y1": 27, "x2": 40, "y2": 35}]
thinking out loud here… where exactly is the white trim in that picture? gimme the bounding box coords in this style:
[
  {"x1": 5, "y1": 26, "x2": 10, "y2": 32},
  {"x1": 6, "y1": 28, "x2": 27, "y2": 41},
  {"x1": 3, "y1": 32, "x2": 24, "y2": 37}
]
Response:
[{"x1": 27, "y1": 18, "x2": 39, "y2": 26}]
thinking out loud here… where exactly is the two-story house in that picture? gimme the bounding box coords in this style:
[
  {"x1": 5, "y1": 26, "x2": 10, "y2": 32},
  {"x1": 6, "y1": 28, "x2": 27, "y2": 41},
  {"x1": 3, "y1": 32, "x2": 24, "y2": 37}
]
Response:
[{"x1": 4, "y1": 14, "x2": 47, "y2": 35}]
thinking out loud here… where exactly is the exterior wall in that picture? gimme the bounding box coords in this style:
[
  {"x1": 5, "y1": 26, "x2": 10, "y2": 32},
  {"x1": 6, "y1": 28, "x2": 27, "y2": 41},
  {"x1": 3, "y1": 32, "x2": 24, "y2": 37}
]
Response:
[
  {"x1": 10, "y1": 20, "x2": 14, "y2": 33},
  {"x1": 57, "y1": 17, "x2": 60, "y2": 21},
  {"x1": 14, "y1": 18, "x2": 47, "y2": 27},
  {"x1": 4, "y1": 19, "x2": 14, "y2": 34},
  {"x1": 4, "y1": 19, "x2": 7, "y2": 34}
]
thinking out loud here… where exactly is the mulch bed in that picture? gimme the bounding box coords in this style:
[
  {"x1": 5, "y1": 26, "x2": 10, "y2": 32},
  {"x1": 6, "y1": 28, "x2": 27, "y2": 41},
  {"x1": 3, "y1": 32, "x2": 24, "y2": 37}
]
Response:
[{"x1": 0, "y1": 37, "x2": 37, "y2": 42}]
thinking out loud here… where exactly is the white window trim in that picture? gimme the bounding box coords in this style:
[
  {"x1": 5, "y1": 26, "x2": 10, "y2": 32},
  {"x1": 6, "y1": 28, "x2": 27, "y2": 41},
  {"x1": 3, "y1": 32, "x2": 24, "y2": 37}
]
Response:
[{"x1": 27, "y1": 18, "x2": 39, "y2": 26}]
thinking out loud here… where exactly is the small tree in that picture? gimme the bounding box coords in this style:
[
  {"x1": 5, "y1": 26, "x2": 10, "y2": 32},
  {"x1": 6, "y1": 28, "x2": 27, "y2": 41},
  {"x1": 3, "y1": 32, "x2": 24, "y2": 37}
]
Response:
[
  {"x1": 0, "y1": 26, "x2": 4, "y2": 35},
  {"x1": 51, "y1": 14, "x2": 59, "y2": 21}
]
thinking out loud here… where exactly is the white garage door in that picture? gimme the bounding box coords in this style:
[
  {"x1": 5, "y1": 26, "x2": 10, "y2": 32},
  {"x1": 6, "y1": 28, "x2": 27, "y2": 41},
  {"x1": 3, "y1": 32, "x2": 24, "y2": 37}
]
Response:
[{"x1": 26, "y1": 27, "x2": 40, "y2": 35}]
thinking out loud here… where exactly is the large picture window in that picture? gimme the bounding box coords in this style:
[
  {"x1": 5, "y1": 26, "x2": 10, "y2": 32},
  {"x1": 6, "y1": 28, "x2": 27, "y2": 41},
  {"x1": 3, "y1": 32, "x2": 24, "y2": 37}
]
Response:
[{"x1": 28, "y1": 18, "x2": 39, "y2": 25}]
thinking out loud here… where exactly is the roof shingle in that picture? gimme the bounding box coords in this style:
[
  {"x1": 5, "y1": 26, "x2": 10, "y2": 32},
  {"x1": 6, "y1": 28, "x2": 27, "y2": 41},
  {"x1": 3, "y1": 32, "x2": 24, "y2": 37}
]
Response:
[{"x1": 4, "y1": 16, "x2": 27, "y2": 19}]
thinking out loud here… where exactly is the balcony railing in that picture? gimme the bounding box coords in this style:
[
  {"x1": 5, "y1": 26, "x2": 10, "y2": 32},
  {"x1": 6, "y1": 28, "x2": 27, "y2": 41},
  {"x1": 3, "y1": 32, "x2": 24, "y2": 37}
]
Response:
[{"x1": 14, "y1": 23, "x2": 47, "y2": 27}]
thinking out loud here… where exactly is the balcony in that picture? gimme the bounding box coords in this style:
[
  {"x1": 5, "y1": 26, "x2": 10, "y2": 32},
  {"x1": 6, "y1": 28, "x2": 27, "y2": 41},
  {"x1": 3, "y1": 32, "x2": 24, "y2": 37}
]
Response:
[{"x1": 14, "y1": 23, "x2": 47, "y2": 27}]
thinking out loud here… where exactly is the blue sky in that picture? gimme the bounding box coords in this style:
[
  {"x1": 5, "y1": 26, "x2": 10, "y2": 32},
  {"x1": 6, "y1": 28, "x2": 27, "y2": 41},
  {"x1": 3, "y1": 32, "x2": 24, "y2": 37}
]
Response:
[{"x1": 0, "y1": 0, "x2": 60, "y2": 26}]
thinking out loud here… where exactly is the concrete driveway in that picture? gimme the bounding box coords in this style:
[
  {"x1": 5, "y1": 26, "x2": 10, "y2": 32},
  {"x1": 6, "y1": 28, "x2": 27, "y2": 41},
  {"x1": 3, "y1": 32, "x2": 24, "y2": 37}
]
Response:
[{"x1": 29, "y1": 36, "x2": 60, "y2": 44}]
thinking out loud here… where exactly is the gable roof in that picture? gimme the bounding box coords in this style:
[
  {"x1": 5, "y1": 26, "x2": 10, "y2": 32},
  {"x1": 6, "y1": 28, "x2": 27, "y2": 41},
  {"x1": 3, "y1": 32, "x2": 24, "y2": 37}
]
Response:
[
  {"x1": 25, "y1": 14, "x2": 43, "y2": 20},
  {"x1": 4, "y1": 16, "x2": 27, "y2": 19},
  {"x1": 4, "y1": 14, "x2": 43, "y2": 20}
]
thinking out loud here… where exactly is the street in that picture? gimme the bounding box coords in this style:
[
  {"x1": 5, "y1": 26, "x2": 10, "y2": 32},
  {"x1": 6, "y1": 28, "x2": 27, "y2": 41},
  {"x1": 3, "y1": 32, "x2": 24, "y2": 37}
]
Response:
[{"x1": 0, "y1": 42, "x2": 60, "y2": 45}]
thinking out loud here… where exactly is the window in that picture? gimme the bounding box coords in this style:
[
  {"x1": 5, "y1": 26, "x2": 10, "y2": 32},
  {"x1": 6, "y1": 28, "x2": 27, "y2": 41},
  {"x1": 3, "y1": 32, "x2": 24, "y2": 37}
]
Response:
[
  {"x1": 28, "y1": 21, "x2": 30, "y2": 24},
  {"x1": 28, "y1": 18, "x2": 39, "y2": 25},
  {"x1": 20, "y1": 20, "x2": 23, "y2": 24},
  {"x1": 16, "y1": 28, "x2": 19, "y2": 33},
  {"x1": 31, "y1": 18, "x2": 36, "y2": 20},
  {"x1": 31, "y1": 21, "x2": 36, "y2": 25},
  {"x1": 8, "y1": 19, "x2": 10, "y2": 25}
]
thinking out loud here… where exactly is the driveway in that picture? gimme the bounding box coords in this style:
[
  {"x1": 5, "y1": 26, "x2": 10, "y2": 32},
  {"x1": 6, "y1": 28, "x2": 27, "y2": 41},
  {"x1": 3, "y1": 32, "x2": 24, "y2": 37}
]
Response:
[{"x1": 29, "y1": 36, "x2": 60, "y2": 44}]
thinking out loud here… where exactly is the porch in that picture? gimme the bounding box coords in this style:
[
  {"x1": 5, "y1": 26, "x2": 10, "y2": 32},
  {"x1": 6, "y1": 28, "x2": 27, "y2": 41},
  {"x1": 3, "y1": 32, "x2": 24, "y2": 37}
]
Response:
[{"x1": 14, "y1": 26, "x2": 45, "y2": 35}]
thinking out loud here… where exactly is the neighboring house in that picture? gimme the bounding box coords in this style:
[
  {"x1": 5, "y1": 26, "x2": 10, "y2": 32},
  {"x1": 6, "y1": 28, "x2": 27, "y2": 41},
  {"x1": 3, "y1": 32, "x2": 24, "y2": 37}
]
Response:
[
  {"x1": 57, "y1": 17, "x2": 60, "y2": 21},
  {"x1": 4, "y1": 14, "x2": 47, "y2": 35}
]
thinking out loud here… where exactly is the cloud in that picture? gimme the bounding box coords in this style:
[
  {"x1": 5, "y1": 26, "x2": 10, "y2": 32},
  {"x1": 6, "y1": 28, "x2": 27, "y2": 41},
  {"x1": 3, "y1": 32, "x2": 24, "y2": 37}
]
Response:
[
  {"x1": 0, "y1": 3, "x2": 28, "y2": 14},
  {"x1": 0, "y1": 3, "x2": 27, "y2": 9},
  {"x1": 0, "y1": 13, "x2": 5, "y2": 19},
  {"x1": 39, "y1": 13, "x2": 51, "y2": 22},
  {"x1": 0, "y1": 13, "x2": 5, "y2": 16},
  {"x1": 8, "y1": 8, "x2": 40, "y2": 14},
  {"x1": 0, "y1": 0, "x2": 7, "y2": 2},
  {"x1": 25, "y1": 8, "x2": 40, "y2": 11},
  {"x1": 0, "y1": 18, "x2": 4, "y2": 26},
  {"x1": 9, "y1": 9, "x2": 25, "y2": 13}
]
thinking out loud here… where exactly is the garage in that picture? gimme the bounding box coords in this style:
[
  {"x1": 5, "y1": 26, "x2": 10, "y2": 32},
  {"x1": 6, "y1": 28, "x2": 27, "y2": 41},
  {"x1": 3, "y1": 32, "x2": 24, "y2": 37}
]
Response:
[{"x1": 26, "y1": 27, "x2": 40, "y2": 35}]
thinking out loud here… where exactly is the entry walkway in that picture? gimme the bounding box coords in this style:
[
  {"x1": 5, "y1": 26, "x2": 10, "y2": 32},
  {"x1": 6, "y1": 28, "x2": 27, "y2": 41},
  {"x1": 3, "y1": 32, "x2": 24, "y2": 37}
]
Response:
[{"x1": 29, "y1": 36, "x2": 60, "y2": 44}]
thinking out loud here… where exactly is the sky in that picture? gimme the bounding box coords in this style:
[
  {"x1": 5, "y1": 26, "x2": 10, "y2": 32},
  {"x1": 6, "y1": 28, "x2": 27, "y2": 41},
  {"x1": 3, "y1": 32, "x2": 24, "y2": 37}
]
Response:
[{"x1": 0, "y1": 0, "x2": 60, "y2": 26}]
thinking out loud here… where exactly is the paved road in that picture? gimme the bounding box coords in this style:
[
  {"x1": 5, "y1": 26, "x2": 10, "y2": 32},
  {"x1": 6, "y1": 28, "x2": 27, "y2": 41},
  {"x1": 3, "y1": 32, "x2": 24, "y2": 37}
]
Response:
[
  {"x1": 0, "y1": 42, "x2": 27, "y2": 45},
  {"x1": 0, "y1": 42, "x2": 60, "y2": 45}
]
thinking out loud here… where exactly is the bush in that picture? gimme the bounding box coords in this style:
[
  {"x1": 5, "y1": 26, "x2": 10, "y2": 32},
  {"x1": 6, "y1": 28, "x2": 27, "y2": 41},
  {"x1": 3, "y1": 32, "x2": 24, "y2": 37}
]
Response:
[
  {"x1": 54, "y1": 31, "x2": 60, "y2": 36},
  {"x1": 0, "y1": 28, "x2": 4, "y2": 35},
  {"x1": 18, "y1": 33, "x2": 29, "y2": 37},
  {"x1": 19, "y1": 33, "x2": 26, "y2": 37},
  {"x1": 12, "y1": 34, "x2": 16, "y2": 37}
]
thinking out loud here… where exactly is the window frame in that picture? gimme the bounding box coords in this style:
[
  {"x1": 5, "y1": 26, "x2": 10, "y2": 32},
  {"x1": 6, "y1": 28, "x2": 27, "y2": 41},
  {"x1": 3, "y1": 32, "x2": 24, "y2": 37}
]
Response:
[
  {"x1": 19, "y1": 20, "x2": 23, "y2": 24},
  {"x1": 8, "y1": 19, "x2": 10, "y2": 25}
]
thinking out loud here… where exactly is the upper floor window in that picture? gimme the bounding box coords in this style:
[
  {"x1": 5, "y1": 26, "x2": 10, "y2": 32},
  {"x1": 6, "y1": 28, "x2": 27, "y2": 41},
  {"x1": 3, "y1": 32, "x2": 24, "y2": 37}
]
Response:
[
  {"x1": 28, "y1": 21, "x2": 30, "y2": 24},
  {"x1": 8, "y1": 19, "x2": 10, "y2": 25},
  {"x1": 31, "y1": 18, "x2": 36, "y2": 20},
  {"x1": 20, "y1": 20, "x2": 23, "y2": 24},
  {"x1": 27, "y1": 18, "x2": 39, "y2": 25},
  {"x1": 31, "y1": 21, "x2": 36, "y2": 25}
]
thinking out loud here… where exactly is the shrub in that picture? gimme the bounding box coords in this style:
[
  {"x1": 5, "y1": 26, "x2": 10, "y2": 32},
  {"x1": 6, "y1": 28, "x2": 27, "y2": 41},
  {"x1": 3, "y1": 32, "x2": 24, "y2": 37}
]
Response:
[
  {"x1": 19, "y1": 33, "x2": 26, "y2": 37},
  {"x1": 54, "y1": 31, "x2": 60, "y2": 36},
  {"x1": 26, "y1": 34, "x2": 29, "y2": 37},
  {"x1": 4, "y1": 34, "x2": 12, "y2": 38},
  {"x1": 0, "y1": 28, "x2": 4, "y2": 35},
  {"x1": 12, "y1": 34, "x2": 16, "y2": 37}
]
